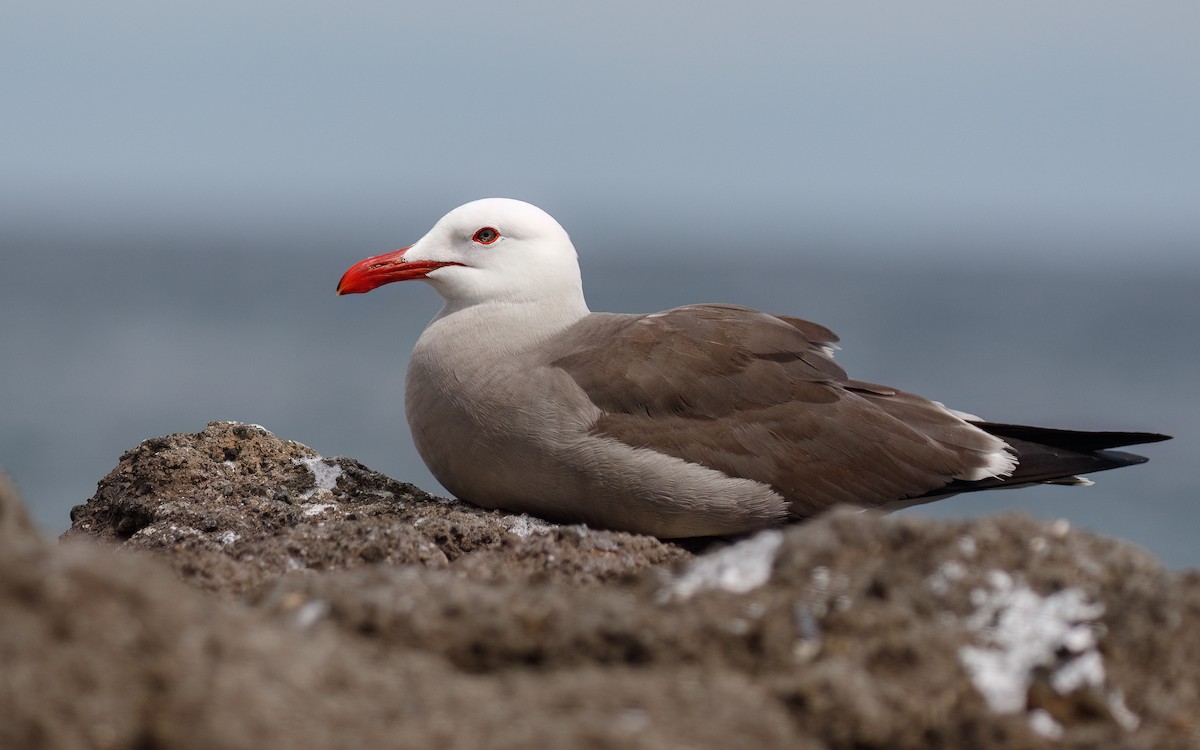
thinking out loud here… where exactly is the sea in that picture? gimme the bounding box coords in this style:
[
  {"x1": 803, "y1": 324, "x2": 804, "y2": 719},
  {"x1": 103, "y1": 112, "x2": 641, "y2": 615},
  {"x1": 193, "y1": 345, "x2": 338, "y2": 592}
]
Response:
[{"x1": 4, "y1": 224, "x2": 1197, "y2": 567}]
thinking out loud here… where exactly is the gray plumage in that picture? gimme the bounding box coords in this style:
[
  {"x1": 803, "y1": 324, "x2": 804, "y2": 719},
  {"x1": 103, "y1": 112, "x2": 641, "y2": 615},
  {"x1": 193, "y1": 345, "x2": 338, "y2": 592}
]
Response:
[{"x1": 338, "y1": 199, "x2": 1170, "y2": 538}]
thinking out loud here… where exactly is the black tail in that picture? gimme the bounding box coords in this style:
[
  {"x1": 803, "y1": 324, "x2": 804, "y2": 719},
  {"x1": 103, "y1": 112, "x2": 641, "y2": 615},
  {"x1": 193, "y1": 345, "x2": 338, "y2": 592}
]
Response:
[{"x1": 921, "y1": 423, "x2": 1171, "y2": 497}]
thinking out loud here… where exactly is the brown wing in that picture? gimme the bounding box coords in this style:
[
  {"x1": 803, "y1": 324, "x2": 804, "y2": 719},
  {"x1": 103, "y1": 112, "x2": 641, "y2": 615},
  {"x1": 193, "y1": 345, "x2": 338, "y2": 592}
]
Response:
[{"x1": 551, "y1": 304, "x2": 1007, "y2": 517}]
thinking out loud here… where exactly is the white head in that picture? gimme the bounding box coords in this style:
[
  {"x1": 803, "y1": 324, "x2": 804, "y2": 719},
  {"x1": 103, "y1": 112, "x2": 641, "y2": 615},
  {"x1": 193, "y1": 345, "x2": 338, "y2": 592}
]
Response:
[{"x1": 337, "y1": 198, "x2": 587, "y2": 313}]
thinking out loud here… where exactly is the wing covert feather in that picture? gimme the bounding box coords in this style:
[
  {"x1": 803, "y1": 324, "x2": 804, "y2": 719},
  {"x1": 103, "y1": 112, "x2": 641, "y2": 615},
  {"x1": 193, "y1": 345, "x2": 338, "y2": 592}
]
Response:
[{"x1": 550, "y1": 305, "x2": 1006, "y2": 517}]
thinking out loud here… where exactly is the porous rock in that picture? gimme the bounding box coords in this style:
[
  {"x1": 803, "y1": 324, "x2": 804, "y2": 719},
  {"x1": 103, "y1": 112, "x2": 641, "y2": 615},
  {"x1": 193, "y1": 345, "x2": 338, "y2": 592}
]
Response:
[
  {"x1": 63, "y1": 422, "x2": 689, "y2": 593},
  {"x1": 1, "y1": 423, "x2": 1197, "y2": 749}
]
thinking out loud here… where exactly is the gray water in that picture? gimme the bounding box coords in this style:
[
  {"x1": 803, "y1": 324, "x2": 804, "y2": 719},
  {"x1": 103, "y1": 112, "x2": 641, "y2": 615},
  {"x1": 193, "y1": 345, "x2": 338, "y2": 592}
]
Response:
[{"x1": 4, "y1": 225, "x2": 1196, "y2": 567}]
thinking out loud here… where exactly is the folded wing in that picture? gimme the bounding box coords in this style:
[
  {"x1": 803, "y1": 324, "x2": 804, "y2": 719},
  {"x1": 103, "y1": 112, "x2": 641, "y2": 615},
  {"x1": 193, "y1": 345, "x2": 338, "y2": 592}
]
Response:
[{"x1": 551, "y1": 304, "x2": 1017, "y2": 518}]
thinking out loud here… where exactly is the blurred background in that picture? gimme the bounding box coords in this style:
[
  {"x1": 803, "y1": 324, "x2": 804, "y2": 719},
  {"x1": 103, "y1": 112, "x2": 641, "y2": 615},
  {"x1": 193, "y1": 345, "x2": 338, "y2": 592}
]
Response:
[{"x1": 3, "y1": 1, "x2": 1197, "y2": 565}]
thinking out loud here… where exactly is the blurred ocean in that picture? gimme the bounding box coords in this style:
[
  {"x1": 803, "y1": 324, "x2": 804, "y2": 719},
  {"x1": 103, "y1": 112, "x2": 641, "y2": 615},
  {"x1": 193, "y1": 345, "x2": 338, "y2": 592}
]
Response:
[{"x1": 3, "y1": 223, "x2": 1196, "y2": 567}]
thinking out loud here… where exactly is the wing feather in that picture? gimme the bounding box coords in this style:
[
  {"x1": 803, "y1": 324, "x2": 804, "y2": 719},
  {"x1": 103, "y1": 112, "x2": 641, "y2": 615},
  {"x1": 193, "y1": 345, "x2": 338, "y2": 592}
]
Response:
[{"x1": 550, "y1": 305, "x2": 1008, "y2": 518}]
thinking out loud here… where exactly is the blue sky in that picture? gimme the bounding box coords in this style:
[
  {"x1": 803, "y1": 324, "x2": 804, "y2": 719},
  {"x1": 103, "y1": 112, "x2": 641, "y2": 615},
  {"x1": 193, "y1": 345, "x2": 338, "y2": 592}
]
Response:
[{"x1": 3, "y1": 0, "x2": 1197, "y2": 258}]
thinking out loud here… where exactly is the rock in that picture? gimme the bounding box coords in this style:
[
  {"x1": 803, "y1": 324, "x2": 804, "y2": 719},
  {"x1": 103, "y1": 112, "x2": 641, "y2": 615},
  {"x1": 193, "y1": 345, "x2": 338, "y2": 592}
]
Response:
[
  {"x1": 1, "y1": 422, "x2": 1198, "y2": 749},
  {"x1": 1, "y1": 470, "x2": 792, "y2": 749},
  {"x1": 63, "y1": 422, "x2": 691, "y2": 593}
]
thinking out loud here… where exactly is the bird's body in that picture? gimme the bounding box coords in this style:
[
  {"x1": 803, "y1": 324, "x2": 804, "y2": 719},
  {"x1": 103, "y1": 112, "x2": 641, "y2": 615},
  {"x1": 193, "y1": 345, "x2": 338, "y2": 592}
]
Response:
[
  {"x1": 338, "y1": 198, "x2": 1169, "y2": 538},
  {"x1": 406, "y1": 304, "x2": 792, "y2": 536}
]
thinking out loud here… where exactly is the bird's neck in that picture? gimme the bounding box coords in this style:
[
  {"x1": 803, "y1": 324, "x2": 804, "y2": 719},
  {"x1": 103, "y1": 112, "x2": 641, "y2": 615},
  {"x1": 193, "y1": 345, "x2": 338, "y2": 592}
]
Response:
[{"x1": 422, "y1": 294, "x2": 591, "y2": 359}]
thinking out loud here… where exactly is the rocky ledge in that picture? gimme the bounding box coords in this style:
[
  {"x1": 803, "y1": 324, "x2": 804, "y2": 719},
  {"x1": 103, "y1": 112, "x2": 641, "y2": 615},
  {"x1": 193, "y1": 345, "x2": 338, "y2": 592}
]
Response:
[{"x1": 2, "y1": 421, "x2": 1198, "y2": 749}]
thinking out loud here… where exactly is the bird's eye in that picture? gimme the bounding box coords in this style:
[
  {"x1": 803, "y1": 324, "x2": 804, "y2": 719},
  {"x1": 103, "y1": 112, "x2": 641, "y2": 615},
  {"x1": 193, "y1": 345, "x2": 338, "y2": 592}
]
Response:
[{"x1": 472, "y1": 227, "x2": 500, "y2": 245}]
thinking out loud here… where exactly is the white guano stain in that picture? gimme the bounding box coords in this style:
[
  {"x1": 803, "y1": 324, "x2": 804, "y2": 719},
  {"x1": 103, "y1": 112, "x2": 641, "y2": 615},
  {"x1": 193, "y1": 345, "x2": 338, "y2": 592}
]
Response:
[
  {"x1": 957, "y1": 569, "x2": 1140, "y2": 733},
  {"x1": 297, "y1": 456, "x2": 343, "y2": 501},
  {"x1": 666, "y1": 529, "x2": 784, "y2": 601},
  {"x1": 503, "y1": 514, "x2": 555, "y2": 539}
]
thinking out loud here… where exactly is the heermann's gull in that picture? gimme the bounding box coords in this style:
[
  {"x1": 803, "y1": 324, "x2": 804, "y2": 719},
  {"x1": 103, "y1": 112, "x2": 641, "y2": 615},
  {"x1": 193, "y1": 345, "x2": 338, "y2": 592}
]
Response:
[{"x1": 337, "y1": 198, "x2": 1169, "y2": 537}]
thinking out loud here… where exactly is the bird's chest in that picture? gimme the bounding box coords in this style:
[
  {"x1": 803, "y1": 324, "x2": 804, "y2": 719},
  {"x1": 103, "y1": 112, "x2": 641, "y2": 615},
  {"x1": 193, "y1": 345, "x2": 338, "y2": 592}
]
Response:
[
  {"x1": 403, "y1": 335, "x2": 588, "y2": 494},
  {"x1": 405, "y1": 345, "x2": 528, "y2": 448}
]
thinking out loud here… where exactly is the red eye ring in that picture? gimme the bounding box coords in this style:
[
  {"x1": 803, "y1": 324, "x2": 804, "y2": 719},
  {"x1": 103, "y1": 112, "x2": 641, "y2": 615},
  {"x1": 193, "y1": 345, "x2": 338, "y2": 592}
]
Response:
[{"x1": 472, "y1": 227, "x2": 500, "y2": 245}]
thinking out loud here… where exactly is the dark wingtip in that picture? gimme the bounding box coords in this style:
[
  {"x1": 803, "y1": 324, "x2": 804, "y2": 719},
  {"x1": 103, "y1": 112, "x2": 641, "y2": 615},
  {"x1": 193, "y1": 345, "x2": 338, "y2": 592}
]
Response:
[
  {"x1": 1093, "y1": 448, "x2": 1152, "y2": 470},
  {"x1": 975, "y1": 423, "x2": 1172, "y2": 452},
  {"x1": 1139, "y1": 432, "x2": 1173, "y2": 444}
]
